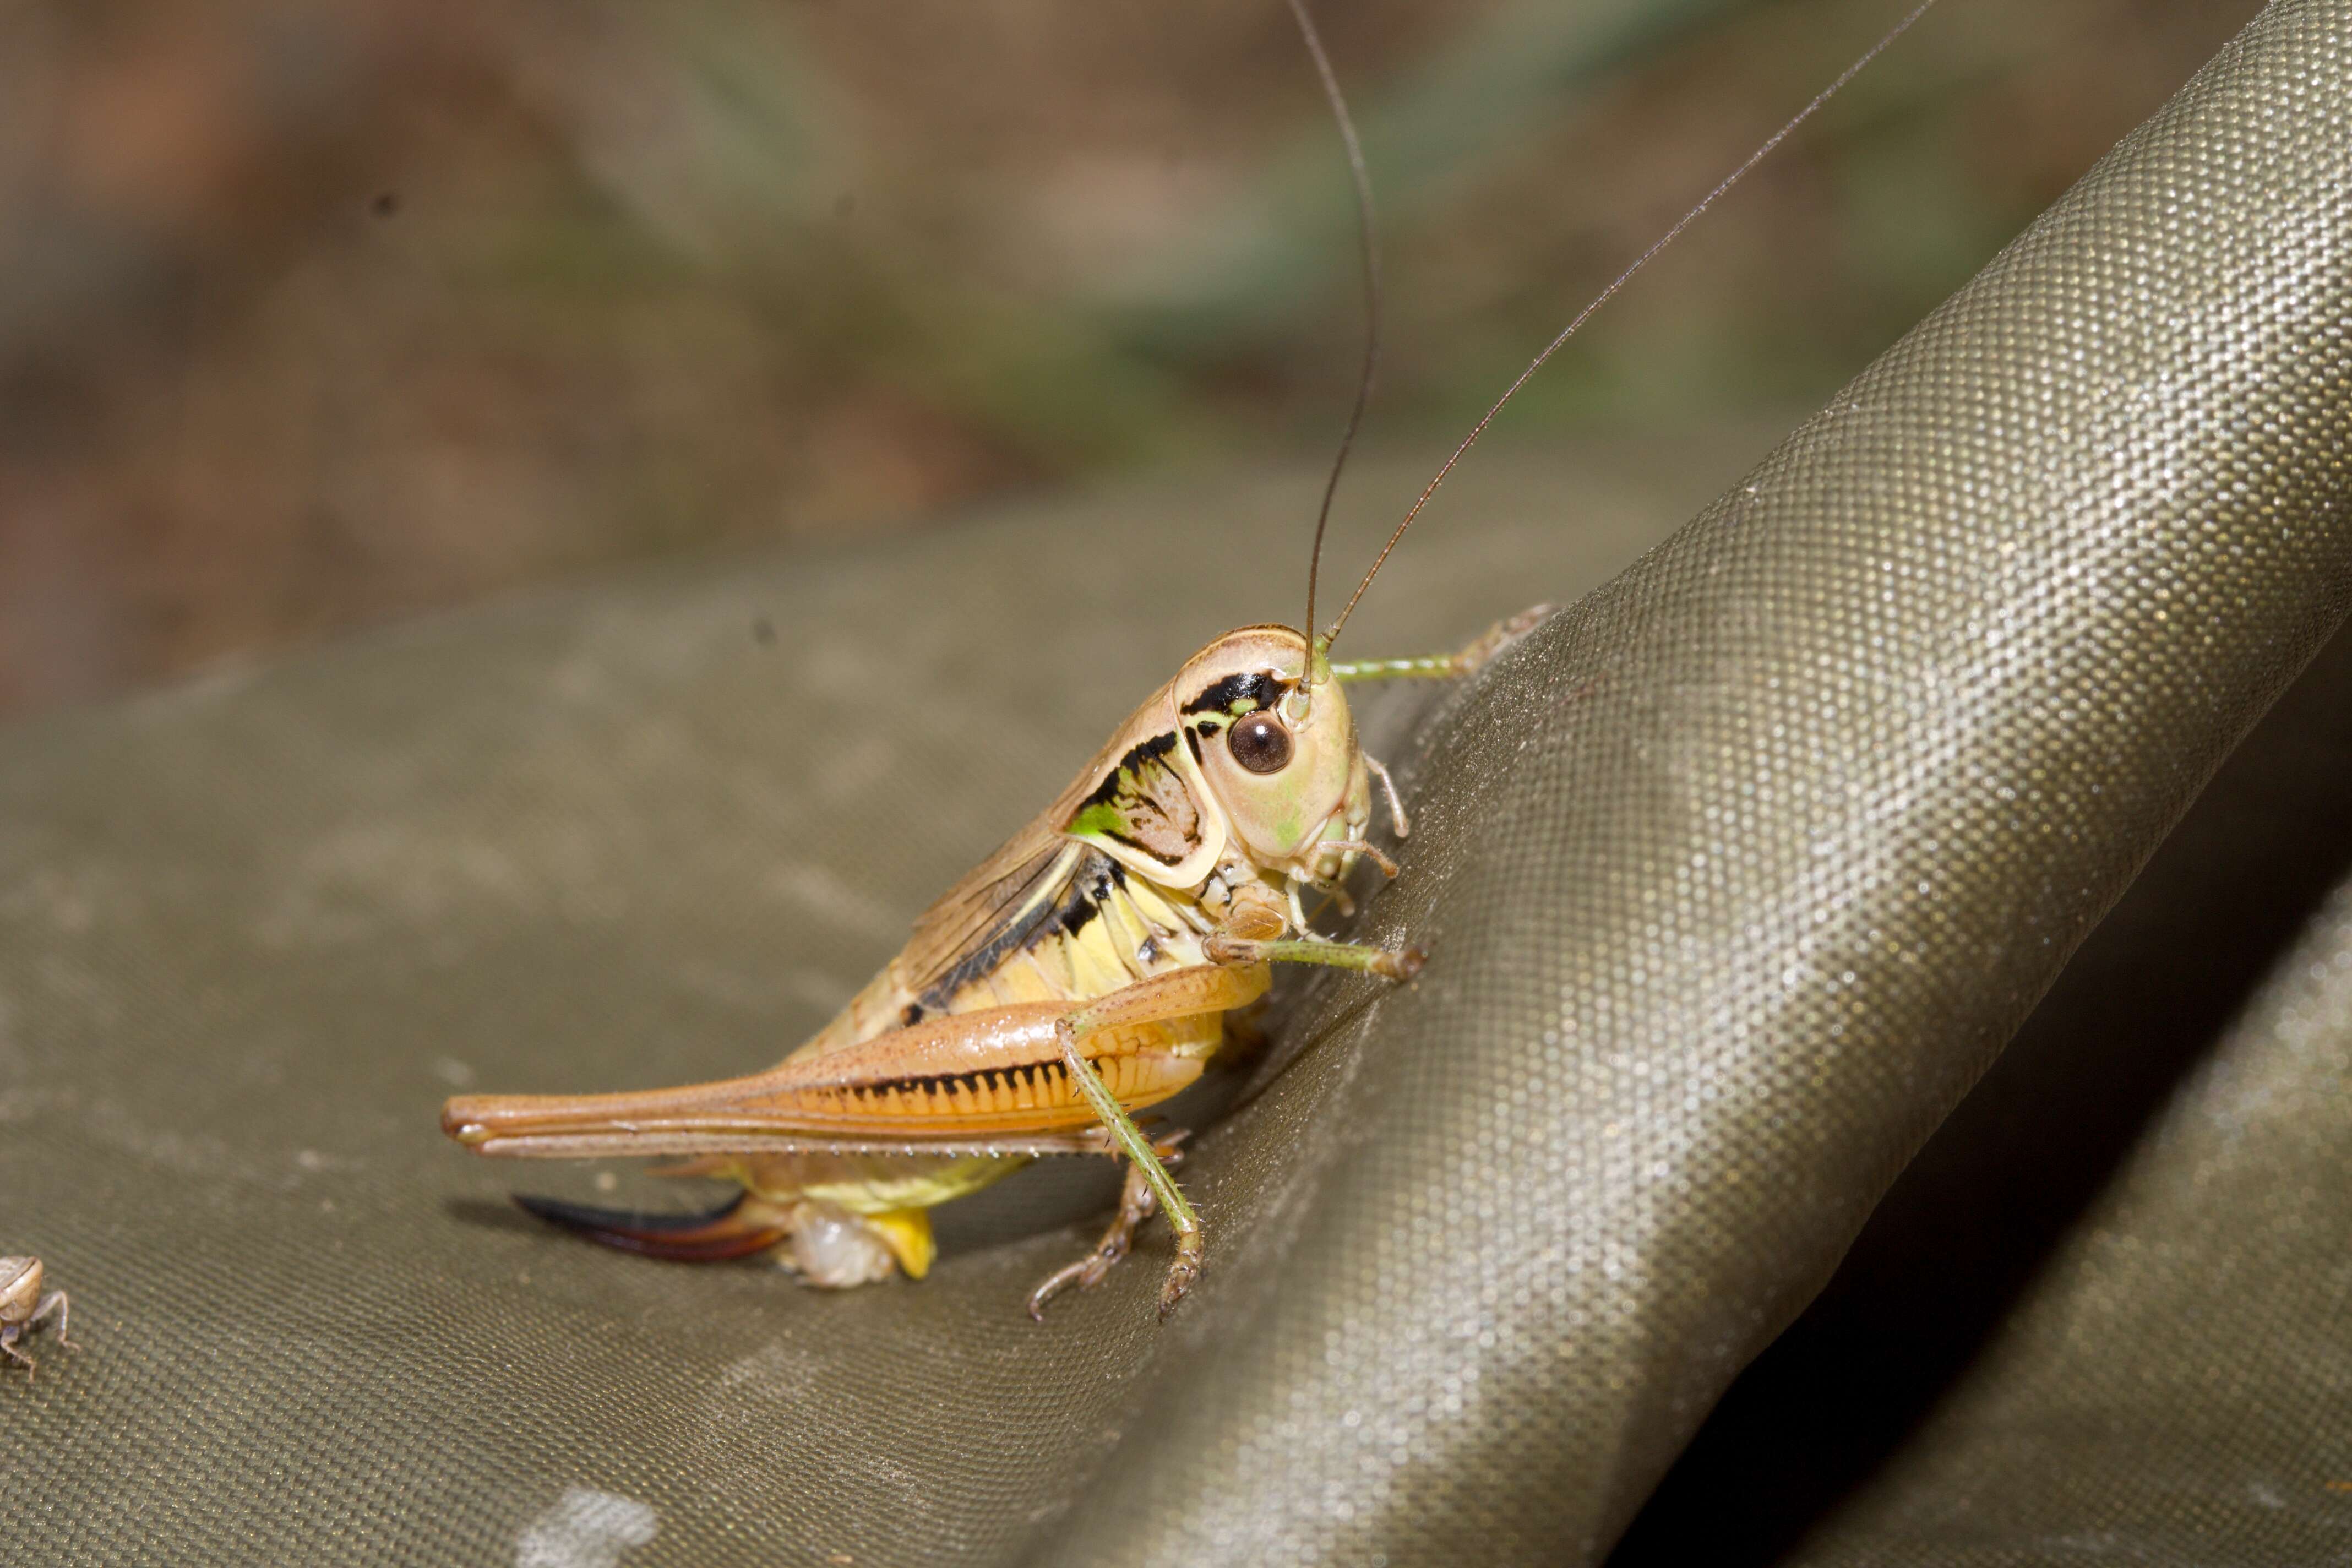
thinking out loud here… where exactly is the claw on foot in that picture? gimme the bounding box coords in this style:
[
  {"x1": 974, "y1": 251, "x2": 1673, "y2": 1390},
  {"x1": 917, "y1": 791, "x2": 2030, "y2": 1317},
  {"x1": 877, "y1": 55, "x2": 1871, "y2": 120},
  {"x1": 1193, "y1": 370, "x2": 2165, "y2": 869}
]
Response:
[
  {"x1": 1026, "y1": 1253, "x2": 1110, "y2": 1321},
  {"x1": 1377, "y1": 944, "x2": 1428, "y2": 981},
  {"x1": 1027, "y1": 1194, "x2": 1152, "y2": 1320},
  {"x1": 1156, "y1": 1245, "x2": 1204, "y2": 1321},
  {"x1": 1027, "y1": 1134, "x2": 1188, "y2": 1321}
]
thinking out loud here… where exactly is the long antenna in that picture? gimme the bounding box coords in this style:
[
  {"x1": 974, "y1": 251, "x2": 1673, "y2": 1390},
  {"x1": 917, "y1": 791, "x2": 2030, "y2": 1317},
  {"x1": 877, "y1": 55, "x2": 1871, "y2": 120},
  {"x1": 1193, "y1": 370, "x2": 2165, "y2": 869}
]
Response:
[
  {"x1": 1285, "y1": 0, "x2": 1381, "y2": 696},
  {"x1": 1321, "y1": 0, "x2": 1941, "y2": 651}
]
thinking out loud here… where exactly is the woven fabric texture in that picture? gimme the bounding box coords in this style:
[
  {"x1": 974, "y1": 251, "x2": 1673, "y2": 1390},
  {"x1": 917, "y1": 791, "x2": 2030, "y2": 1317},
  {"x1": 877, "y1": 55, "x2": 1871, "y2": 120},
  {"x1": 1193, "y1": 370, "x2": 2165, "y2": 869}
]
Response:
[
  {"x1": 3, "y1": 2, "x2": 2349, "y2": 1564},
  {"x1": 1064, "y1": 3, "x2": 2352, "y2": 1560},
  {"x1": 1613, "y1": 605, "x2": 2352, "y2": 1565}
]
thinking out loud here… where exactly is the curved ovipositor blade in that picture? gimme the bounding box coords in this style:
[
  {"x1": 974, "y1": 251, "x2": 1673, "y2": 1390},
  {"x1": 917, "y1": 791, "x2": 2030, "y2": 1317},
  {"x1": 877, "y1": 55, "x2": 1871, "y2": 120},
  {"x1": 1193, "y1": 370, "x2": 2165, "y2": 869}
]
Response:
[{"x1": 511, "y1": 1192, "x2": 787, "y2": 1262}]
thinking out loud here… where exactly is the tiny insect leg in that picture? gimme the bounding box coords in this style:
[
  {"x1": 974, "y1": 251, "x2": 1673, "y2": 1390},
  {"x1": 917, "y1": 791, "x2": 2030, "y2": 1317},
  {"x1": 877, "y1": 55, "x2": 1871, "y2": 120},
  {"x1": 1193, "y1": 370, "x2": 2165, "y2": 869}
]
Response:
[
  {"x1": 1027, "y1": 1129, "x2": 1190, "y2": 1321},
  {"x1": 1052, "y1": 962, "x2": 1270, "y2": 1320},
  {"x1": 1364, "y1": 755, "x2": 1409, "y2": 839},
  {"x1": 31, "y1": 1289, "x2": 70, "y2": 1351},
  {"x1": 0, "y1": 1291, "x2": 66, "y2": 1378},
  {"x1": 1319, "y1": 839, "x2": 1398, "y2": 877}
]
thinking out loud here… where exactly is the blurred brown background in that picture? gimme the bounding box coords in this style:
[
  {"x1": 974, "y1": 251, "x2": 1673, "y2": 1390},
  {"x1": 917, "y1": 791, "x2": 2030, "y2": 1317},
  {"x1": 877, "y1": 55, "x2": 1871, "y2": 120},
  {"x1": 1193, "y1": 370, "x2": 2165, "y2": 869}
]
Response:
[{"x1": 0, "y1": 0, "x2": 2260, "y2": 718}]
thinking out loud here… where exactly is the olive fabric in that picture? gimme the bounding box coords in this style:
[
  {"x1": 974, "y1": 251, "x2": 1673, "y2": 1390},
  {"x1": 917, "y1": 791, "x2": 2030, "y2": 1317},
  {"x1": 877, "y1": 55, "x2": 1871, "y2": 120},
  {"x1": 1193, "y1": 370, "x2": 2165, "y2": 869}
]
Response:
[
  {"x1": 1617, "y1": 596, "x2": 2352, "y2": 1564},
  {"x1": 3, "y1": 3, "x2": 2349, "y2": 1564}
]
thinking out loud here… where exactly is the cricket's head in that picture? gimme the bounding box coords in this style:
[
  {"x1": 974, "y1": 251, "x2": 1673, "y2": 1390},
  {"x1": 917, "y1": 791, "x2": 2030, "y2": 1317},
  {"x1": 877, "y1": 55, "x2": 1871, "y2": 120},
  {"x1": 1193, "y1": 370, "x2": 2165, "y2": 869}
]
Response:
[
  {"x1": 0, "y1": 1257, "x2": 40, "y2": 1324},
  {"x1": 1174, "y1": 625, "x2": 1369, "y2": 876}
]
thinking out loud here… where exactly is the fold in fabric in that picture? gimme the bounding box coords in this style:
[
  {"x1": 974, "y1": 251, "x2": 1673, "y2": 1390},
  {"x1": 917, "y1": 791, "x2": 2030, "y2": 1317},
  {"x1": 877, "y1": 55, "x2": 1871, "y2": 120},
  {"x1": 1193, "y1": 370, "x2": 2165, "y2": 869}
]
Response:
[{"x1": 1049, "y1": 2, "x2": 2352, "y2": 1560}]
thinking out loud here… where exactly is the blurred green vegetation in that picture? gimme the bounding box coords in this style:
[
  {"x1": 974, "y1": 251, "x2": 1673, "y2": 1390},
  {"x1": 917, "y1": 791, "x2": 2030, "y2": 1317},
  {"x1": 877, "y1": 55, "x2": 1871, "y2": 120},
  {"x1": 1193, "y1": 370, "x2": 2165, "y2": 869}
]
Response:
[{"x1": 0, "y1": 0, "x2": 2260, "y2": 714}]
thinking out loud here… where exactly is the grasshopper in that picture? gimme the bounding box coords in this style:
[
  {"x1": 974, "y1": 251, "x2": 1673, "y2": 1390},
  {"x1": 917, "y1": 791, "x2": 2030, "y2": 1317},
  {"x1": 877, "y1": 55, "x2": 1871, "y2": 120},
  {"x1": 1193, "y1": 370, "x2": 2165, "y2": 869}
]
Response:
[{"x1": 442, "y1": 0, "x2": 1936, "y2": 1320}]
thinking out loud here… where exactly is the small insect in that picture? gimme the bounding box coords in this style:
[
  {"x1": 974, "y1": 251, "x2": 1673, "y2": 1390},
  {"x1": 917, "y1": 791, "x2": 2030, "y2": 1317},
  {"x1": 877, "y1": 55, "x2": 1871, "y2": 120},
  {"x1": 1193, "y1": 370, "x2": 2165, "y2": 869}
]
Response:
[
  {"x1": 442, "y1": 0, "x2": 1936, "y2": 1320},
  {"x1": 1, "y1": 1256, "x2": 73, "y2": 1378}
]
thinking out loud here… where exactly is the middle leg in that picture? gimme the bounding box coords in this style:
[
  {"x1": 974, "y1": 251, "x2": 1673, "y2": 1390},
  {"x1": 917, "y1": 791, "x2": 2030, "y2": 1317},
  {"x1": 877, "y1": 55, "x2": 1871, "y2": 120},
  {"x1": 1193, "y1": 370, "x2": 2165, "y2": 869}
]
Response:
[{"x1": 1205, "y1": 932, "x2": 1425, "y2": 981}]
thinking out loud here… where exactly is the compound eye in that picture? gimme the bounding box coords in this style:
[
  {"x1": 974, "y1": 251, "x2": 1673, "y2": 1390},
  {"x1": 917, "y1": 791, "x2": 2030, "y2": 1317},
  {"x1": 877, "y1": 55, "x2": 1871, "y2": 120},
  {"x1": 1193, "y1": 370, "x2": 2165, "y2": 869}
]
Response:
[{"x1": 1227, "y1": 712, "x2": 1293, "y2": 775}]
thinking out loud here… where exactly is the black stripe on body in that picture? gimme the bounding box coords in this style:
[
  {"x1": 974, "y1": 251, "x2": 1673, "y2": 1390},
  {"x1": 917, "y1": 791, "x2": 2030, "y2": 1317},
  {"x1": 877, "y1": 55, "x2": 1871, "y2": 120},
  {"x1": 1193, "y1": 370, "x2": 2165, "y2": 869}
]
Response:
[
  {"x1": 917, "y1": 842, "x2": 1216, "y2": 1019},
  {"x1": 917, "y1": 848, "x2": 1121, "y2": 1013},
  {"x1": 1180, "y1": 672, "x2": 1286, "y2": 716},
  {"x1": 1050, "y1": 858, "x2": 1123, "y2": 939},
  {"x1": 851, "y1": 1061, "x2": 1070, "y2": 1107},
  {"x1": 1074, "y1": 732, "x2": 1178, "y2": 814}
]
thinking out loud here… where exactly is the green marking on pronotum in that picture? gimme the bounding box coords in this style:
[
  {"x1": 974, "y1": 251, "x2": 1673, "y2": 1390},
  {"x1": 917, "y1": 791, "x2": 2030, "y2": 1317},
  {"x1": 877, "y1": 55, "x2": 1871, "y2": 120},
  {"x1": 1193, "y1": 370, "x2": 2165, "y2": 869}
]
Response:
[{"x1": 1066, "y1": 800, "x2": 1128, "y2": 840}]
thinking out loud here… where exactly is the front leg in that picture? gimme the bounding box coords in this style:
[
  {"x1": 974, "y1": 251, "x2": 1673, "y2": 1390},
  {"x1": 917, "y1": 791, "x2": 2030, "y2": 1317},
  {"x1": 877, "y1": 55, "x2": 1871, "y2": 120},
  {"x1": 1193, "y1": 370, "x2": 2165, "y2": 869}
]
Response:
[{"x1": 1330, "y1": 602, "x2": 1558, "y2": 683}]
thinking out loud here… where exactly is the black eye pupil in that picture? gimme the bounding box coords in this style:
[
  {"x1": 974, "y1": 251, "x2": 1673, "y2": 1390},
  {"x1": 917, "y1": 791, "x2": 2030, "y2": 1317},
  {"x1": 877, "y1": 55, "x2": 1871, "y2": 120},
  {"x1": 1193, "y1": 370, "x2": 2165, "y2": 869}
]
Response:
[{"x1": 1227, "y1": 714, "x2": 1292, "y2": 774}]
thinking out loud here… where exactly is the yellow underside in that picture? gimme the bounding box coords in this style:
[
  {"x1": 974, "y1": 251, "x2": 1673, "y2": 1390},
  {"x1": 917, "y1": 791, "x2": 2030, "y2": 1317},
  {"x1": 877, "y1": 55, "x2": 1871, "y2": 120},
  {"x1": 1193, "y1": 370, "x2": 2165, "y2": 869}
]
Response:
[
  {"x1": 758, "y1": 1157, "x2": 1025, "y2": 1281},
  {"x1": 791, "y1": 1153, "x2": 1032, "y2": 1216},
  {"x1": 859, "y1": 1209, "x2": 940, "y2": 1278}
]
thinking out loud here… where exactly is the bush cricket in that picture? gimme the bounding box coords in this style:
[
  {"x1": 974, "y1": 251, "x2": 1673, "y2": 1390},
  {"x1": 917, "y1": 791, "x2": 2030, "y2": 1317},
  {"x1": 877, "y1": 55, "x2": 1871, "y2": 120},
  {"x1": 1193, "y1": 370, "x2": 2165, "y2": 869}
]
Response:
[{"x1": 442, "y1": 0, "x2": 1938, "y2": 1320}]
